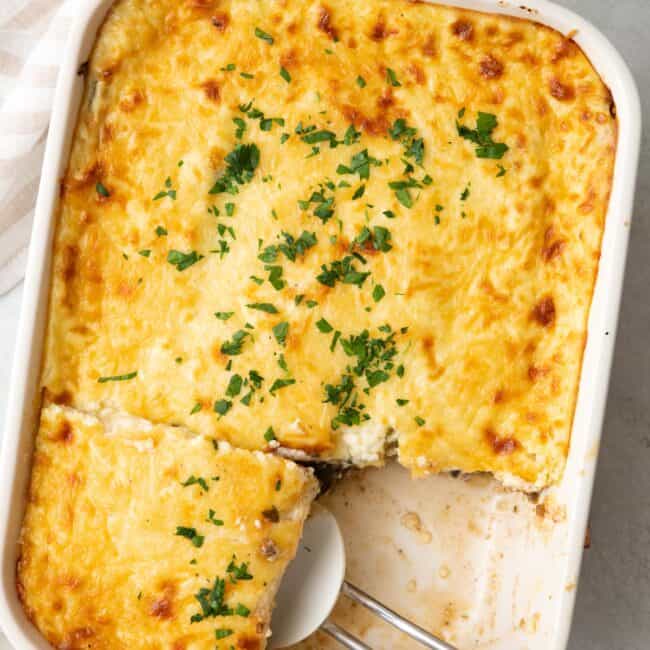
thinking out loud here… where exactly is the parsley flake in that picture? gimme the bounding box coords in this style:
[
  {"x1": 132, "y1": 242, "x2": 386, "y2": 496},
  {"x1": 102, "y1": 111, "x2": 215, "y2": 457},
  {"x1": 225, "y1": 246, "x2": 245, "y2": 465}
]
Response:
[
  {"x1": 95, "y1": 182, "x2": 110, "y2": 198},
  {"x1": 221, "y1": 330, "x2": 249, "y2": 355},
  {"x1": 246, "y1": 302, "x2": 278, "y2": 314},
  {"x1": 181, "y1": 475, "x2": 209, "y2": 492},
  {"x1": 97, "y1": 371, "x2": 137, "y2": 383},
  {"x1": 175, "y1": 526, "x2": 204, "y2": 548},
  {"x1": 272, "y1": 321, "x2": 289, "y2": 346},
  {"x1": 386, "y1": 68, "x2": 401, "y2": 86},
  {"x1": 254, "y1": 27, "x2": 274, "y2": 44},
  {"x1": 167, "y1": 250, "x2": 204, "y2": 271},
  {"x1": 456, "y1": 110, "x2": 509, "y2": 159}
]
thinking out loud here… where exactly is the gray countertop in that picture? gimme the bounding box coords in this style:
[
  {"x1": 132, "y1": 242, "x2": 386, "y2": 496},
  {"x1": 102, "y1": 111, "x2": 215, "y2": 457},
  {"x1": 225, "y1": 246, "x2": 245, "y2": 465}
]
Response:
[
  {"x1": 0, "y1": 1, "x2": 648, "y2": 648},
  {"x1": 559, "y1": 2, "x2": 650, "y2": 649}
]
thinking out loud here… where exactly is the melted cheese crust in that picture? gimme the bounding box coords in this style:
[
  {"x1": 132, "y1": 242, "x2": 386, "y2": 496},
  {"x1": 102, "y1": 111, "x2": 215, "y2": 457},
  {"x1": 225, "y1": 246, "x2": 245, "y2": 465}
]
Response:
[
  {"x1": 40, "y1": 0, "x2": 615, "y2": 488},
  {"x1": 18, "y1": 404, "x2": 317, "y2": 649}
]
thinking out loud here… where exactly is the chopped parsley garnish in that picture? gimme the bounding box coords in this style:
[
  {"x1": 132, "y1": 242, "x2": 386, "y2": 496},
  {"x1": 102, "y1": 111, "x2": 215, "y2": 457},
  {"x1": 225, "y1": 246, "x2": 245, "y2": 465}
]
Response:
[
  {"x1": 299, "y1": 183, "x2": 336, "y2": 223},
  {"x1": 240, "y1": 71, "x2": 254, "y2": 79},
  {"x1": 343, "y1": 124, "x2": 361, "y2": 145},
  {"x1": 181, "y1": 475, "x2": 210, "y2": 492},
  {"x1": 215, "y1": 311, "x2": 234, "y2": 320},
  {"x1": 353, "y1": 226, "x2": 392, "y2": 253},
  {"x1": 239, "y1": 101, "x2": 285, "y2": 133},
  {"x1": 280, "y1": 66, "x2": 291, "y2": 83},
  {"x1": 275, "y1": 479, "x2": 282, "y2": 491},
  {"x1": 265, "y1": 265, "x2": 286, "y2": 290},
  {"x1": 213, "y1": 239, "x2": 231, "y2": 259},
  {"x1": 225, "y1": 374, "x2": 243, "y2": 397},
  {"x1": 214, "y1": 399, "x2": 232, "y2": 416},
  {"x1": 221, "y1": 63, "x2": 236, "y2": 72},
  {"x1": 386, "y1": 67, "x2": 401, "y2": 87},
  {"x1": 396, "y1": 398, "x2": 409, "y2": 406},
  {"x1": 300, "y1": 129, "x2": 338, "y2": 147},
  {"x1": 175, "y1": 526, "x2": 204, "y2": 548},
  {"x1": 95, "y1": 181, "x2": 110, "y2": 198},
  {"x1": 233, "y1": 117, "x2": 246, "y2": 139},
  {"x1": 227, "y1": 557, "x2": 253, "y2": 582},
  {"x1": 460, "y1": 184, "x2": 470, "y2": 201},
  {"x1": 415, "y1": 416, "x2": 426, "y2": 426},
  {"x1": 138, "y1": 249, "x2": 151, "y2": 257},
  {"x1": 383, "y1": 210, "x2": 395, "y2": 219},
  {"x1": 352, "y1": 184, "x2": 365, "y2": 200},
  {"x1": 316, "y1": 318, "x2": 333, "y2": 333},
  {"x1": 97, "y1": 371, "x2": 137, "y2": 383},
  {"x1": 254, "y1": 27, "x2": 274, "y2": 44},
  {"x1": 190, "y1": 402, "x2": 202, "y2": 414},
  {"x1": 215, "y1": 629, "x2": 233, "y2": 640},
  {"x1": 317, "y1": 256, "x2": 370, "y2": 288},
  {"x1": 264, "y1": 427, "x2": 277, "y2": 442},
  {"x1": 208, "y1": 509, "x2": 224, "y2": 526},
  {"x1": 258, "y1": 230, "x2": 317, "y2": 263},
  {"x1": 324, "y1": 327, "x2": 402, "y2": 429},
  {"x1": 497, "y1": 164, "x2": 507, "y2": 177},
  {"x1": 153, "y1": 176, "x2": 177, "y2": 201},
  {"x1": 389, "y1": 119, "x2": 424, "y2": 166},
  {"x1": 356, "y1": 75, "x2": 366, "y2": 88},
  {"x1": 155, "y1": 225, "x2": 167, "y2": 236},
  {"x1": 191, "y1": 577, "x2": 229, "y2": 622},
  {"x1": 220, "y1": 330, "x2": 249, "y2": 355},
  {"x1": 372, "y1": 284, "x2": 386, "y2": 302},
  {"x1": 388, "y1": 176, "x2": 428, "y2": 209},
  {"x1": 240, "y1": 369, "x2": 264, "y2": 406},
  {"x1": 246, "y1": 302, "x2": 278, "y2": 314},
  {"x1": 209, "y1": 143, "x2": 260, "y2": 195},
  {"x1": 269, "y1": 377, "x2": 296, "y2": 393},
  {"x1": 336, "y1": 149, "x2": 381, "y2": 180},
  {"x1": 235, "y1": 604, "x2": 250, "y2": 617},
  {"x1": 167, "y1": 250, "x2": 204, "y2": 271},
  {"x1": 272, "y1": 321, "x2": 289, "y2": 346},
  {"x1": 456, "y1": 110, "x2": 509, "y2": 159}
]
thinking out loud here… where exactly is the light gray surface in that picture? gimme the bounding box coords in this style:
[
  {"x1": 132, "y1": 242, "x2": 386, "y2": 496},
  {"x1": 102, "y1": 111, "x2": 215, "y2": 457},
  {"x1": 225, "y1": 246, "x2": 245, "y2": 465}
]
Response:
[{"x1": 0, "y1": 1, "x2": 648, "y2": 648}]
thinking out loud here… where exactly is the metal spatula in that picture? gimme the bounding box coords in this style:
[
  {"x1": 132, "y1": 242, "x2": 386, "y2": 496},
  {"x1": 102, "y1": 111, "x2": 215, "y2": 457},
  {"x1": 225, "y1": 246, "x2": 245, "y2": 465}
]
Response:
[{"x1": 270, "y1": 504, "x2": 457, "y2": 650}]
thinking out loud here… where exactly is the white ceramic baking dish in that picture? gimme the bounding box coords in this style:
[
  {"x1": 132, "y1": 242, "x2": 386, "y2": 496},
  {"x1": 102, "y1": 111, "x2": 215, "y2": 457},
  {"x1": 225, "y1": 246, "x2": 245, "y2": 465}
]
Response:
[{"x1": 0, "y1": 1, "x2": 640, "y2": 649}]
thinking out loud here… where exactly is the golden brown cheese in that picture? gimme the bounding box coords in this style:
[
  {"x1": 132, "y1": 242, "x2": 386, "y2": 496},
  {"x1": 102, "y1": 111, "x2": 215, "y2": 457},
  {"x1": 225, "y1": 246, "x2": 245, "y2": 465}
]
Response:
[
  {"x1": 18, "y1": 404, "x2": 317, "y2": 649},
  {"x1": 40, "y1": 0, "x2": 616, "y2": 488}
]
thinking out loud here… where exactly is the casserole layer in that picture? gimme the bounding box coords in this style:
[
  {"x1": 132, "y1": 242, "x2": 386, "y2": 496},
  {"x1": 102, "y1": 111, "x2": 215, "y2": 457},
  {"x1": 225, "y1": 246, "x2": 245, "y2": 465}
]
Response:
[
  {"x1": 40, "y1": 0, "x2": 616, "y2": 489},
  {"x1": 17, "y1": 404, "x2": 317, "y2": 649}
]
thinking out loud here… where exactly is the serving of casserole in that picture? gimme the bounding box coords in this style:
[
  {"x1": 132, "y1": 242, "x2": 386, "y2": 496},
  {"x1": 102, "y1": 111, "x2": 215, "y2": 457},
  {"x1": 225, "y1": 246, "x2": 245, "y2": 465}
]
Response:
[
  {"x1": 41, "y1": 0, "x2": 615, "y2": 490},
  {"x1": 4, "y1": 0, "x2": 634, "y2": 648}
]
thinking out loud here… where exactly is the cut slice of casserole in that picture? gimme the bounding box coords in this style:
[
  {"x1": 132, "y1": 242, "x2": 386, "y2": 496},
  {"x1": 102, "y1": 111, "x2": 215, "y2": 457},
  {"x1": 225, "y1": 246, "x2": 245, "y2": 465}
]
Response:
[
  {"x1": 17, "y1": 404, "x2": 318, "y2": 650},
  {"x1": 40, "y1": 0, "x2": 616, "y2": 489}
]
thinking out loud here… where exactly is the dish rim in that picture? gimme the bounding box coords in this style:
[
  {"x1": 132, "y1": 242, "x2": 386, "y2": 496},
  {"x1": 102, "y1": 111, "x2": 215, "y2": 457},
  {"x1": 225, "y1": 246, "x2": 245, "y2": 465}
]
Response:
[{"x1": 0, "y1": 1, "x2": 641, "y2": 649}]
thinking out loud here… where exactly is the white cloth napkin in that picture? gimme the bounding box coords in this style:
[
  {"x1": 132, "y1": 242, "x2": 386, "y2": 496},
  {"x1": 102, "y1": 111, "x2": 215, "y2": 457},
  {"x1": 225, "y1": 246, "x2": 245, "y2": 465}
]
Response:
[{"x1": 0, "y1": 0, "x2": 78, "y2": 295}]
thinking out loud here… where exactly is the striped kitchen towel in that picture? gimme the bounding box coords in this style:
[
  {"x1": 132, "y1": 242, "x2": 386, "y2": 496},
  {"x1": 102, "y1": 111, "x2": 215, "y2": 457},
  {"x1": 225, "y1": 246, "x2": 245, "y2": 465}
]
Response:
[{"x1": 0, "y1": 0, "x2": 78, "y2": 295}]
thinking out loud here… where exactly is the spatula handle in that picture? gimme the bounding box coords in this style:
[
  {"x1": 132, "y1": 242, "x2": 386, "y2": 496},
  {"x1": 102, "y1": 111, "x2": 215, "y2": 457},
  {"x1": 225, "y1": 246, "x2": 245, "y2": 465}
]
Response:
[
  {"x1": 341, "y1": 581, "x2": 457, "y2": 650},
  {"x1": 321, "y1": 620, "x2": 372, "y2": 649}
]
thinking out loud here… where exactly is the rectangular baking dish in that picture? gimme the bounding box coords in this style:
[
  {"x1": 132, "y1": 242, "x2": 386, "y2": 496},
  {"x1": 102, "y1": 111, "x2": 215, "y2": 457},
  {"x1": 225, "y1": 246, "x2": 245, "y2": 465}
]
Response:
[{"x1": 0, "y1": 1, "x2": 640, "y2": 649}]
